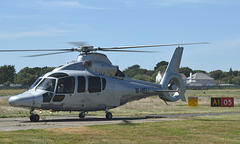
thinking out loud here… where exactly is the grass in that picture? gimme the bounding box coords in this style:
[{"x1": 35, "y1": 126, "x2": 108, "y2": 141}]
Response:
[
  {"x1": 0, "y1": 114, "x2": 240, "y2": 144},
  {"x1": 186, "y1": 89, "x2": 240, "y2": 99},
  {"x1": 0, "y1": 99, "x2": 29, "y2": 118},
  {"x1": 1, "y1": 89, "x2": 240, "y2": 143},
  {"x1": 0, "y1": 89, "x2": 27, "y2": 97}
]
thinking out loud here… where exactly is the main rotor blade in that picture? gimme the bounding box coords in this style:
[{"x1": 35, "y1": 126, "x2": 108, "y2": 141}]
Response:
[
  {"x1": 99, "y1": 49, "x2": 157, "y2": 53},
  {"x1": 0, "y1": 49, "x2": 74, "y2": 52},
  {"x1": 100, "y1": 42, "x2": 209, "y2": 50},
  {"x1": 24, "y1": 51, "x2": 72, "y2": 57}
]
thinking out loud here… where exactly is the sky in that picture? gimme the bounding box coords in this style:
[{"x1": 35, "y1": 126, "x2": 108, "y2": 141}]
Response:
[{"x1": 0, "y1": 0, "x2": 240, "y2": 73}]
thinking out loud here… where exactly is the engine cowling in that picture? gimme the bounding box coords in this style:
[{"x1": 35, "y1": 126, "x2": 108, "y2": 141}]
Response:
[{"x1": 159, "y1": 73, "x2": 186, "y2": 102}]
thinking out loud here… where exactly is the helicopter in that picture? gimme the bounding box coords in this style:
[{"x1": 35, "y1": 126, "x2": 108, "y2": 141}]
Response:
[{"x1": 3, "y1": 42, "x2": 207, "y2": 122}]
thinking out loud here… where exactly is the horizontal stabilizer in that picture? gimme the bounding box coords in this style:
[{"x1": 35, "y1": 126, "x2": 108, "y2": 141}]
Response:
[{"x1": 155, "y1": 90, "x2": 180, "y2": 93}]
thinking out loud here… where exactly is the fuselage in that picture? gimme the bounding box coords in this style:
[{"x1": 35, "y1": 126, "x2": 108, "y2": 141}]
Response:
[
  {"x1": 7, "y1": 46, "x2": 186, "y2": 122},
  {"x1": 8, "y1": 47, "x2": 186, "y2": 113},
  {"x1": 8, "y1": 55, "x2": 163, "y2": 112}
]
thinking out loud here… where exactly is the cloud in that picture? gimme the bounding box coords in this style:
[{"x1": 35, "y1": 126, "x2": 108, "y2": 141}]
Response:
[{"x1": 0, "y1": 29, "x2": 70, "y2": 38}]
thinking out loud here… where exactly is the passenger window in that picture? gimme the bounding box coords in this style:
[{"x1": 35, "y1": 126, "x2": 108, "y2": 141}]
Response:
[
  {"x1": 88, "y1": 76, "x2": 101, "y2": 93},
  {"x1": 43, "y1": 93, "x2": 53, "y2": 102},
  {"x1": 56, "y1": 77, "x2": 75, "y2": 93},
  {"x1": 53, "y1": 95, "x2": 65, "y2": 102},
  {"x1": 78, "y1": 76, "x2": 86, "y2": 93},
  {"x1": 102, "y1": 78, "x2": 106, "y2": 90}
]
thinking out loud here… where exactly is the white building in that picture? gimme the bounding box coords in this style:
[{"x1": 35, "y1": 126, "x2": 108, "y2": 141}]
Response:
[
  {"x1": 186, "y1": 72, "x2": 216, "y2": 86},
  {"x1": 155, "y1": 71, "x2": 163, "y2": 83}
]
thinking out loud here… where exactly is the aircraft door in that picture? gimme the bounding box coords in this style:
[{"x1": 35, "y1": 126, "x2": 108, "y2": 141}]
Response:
[
  {"x1": 72, "y1": 76, "x2": 87, "y2": 110},
  {"x1": 53, "y1": 76, "x2": 75, "y2": 110},
  {"x1": 78, "y1": 76, "x2": 111, "y2": 110},
  {"x1": 85, "y1": 76, "x2": 102, "y2": 109}
]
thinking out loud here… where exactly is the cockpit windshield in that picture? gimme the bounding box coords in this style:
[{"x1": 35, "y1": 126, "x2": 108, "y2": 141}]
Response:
[
  {"x1": 36, "y1": 78, "x2": 56, "y2": 92},
  {"x1": 29, "y1": 78, "x2": 42, "y2": 90}
]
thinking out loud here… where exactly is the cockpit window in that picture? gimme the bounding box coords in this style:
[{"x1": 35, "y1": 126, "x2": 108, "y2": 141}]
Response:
[
  {"x1": 29, "y1": 78, "x2": 42, "y2": 90},
  {"x1": 49, "y1": 73, "x2": 69, "y2": 78},
  {"x1": 36, "y1": 78, "x2": 56, "y2": 92}
]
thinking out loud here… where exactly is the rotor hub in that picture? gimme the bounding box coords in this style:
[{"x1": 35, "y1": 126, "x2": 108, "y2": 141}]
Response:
[{"x1": 80, "y1": 46, "x2": 95, "y2": 53}]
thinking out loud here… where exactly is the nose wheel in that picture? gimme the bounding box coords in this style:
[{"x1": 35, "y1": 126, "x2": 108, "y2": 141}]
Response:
[
  {"x1": 105, "y1": 106, "x2": 113, "y2": 120},
  {"x1": 79, "y1": 111, "x2": 87, "y2": 118},
  {"x1": 30, "y1": 114, "x2": 40, "y2": 122},
  {"x1": 106, "y1": 112, "x2": 112, "y2": 120},
  {"x1": 29, "y1": 108, "x2": 40, "y2": 122}
]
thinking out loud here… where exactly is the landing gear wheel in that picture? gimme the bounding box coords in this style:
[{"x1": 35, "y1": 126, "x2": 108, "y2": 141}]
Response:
[
  {"x1": 30, "y1": 114, "x2": 40, "y2": 122},
  {"x1": 79, "y1": 112, "x2": 86, "y2": 118},
  {"x1": 106, "y1": 112, "x2": 113, "y2": 120}
]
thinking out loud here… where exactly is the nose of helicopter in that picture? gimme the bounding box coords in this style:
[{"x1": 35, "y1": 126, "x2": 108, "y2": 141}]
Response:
[{"x1": 8, "y1": 93, "x2": 35, "y2": 107}]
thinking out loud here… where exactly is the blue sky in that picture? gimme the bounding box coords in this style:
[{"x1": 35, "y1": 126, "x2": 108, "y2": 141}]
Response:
[{"x1": 0, "y1": 0, "x2": 240, "y2": 73}]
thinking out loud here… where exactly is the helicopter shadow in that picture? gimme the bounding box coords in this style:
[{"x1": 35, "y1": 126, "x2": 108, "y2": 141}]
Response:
[{"x1": 21, "y1": 116, "x2": 148, "y2": 124}]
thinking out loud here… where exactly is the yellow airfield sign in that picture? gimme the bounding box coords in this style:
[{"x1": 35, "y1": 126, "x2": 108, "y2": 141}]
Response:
[{"x1": 188, "y1": 97, "x2": 198, "y2": 107}]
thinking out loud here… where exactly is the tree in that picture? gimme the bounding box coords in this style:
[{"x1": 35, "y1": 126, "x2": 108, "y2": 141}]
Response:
[
  {"x1": 151, "y1": 65, "x2": 168, "y2": 80},
  {"x1": 15, "y1": 67, "x2": 55, "y2": 86},
  {"x1": 232, "y1": 76, "x2": 240, "y2": 85},
  {"x1": 35, "y1": 67, "x2": 55, "y2": 77},
  {"x1": 179, "y1": 67, "x2": 193, "y2": 77},
  {"x1": 228, "y1": 68, "x2": 233, "y2": 76},
  {"x1": 15, "y1": 72, "x2": 37, "y2": 86},
  {"x1": 193, "y1": 70, "x2": 207, "y2": 74},
  {"x1": 210, "y1": 70, "x2": 224, "y2": 80},
  {"x1": 154, "y1": 61, "x2": 168, "y2": 71},
  {"x1": 233, "y1": 70, "x2": 239, "y2": 77},
  {"x1": 0, "y1": 65, "x2": 16, "y2": 84},
  {"x1": 123, "y1": 65, "x2": 154, "y2": 81},
  {"x1": 124, "y1": 65, "x2": 140, "y2": 71},
  {"x1": 222, "y1": 76, "x2": 234, "y2": 84},
  {"x1": 133, "y1": 74, "x2": 154, "y2": 82}
]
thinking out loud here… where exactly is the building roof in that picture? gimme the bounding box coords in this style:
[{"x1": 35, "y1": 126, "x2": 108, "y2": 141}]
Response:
[
  {"x1": 187, "y1": 72, "x2": 214, "y2": 80},
  {"x1": 180, "y1": 73, "x2": 187, "y2": 79}
]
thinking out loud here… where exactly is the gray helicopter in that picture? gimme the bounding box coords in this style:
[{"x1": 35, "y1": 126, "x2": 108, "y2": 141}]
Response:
[{"x1": 4, "y1": 42, "x2": 207, "y2": 122}]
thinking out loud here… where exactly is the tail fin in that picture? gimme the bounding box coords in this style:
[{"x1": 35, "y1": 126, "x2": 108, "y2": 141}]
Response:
[
  {"x1": 165, "y1": 47, "x2": 183, "y2": 74},
  {"x1": 159, "y1": 47, "x2": 186, "y2": 102}
]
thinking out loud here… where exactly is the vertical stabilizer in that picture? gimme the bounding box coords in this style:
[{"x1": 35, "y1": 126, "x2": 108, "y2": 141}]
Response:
[
  {"x1": 165, "y1": 47, "x2": 183, "y2": 74},
  {"x1": 159, "y1": 47, "x2": 186, "y2": 102}
]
